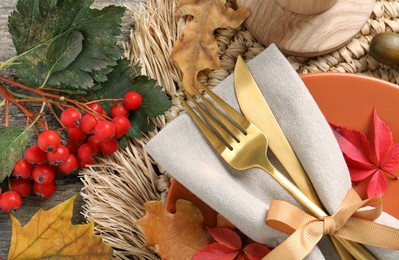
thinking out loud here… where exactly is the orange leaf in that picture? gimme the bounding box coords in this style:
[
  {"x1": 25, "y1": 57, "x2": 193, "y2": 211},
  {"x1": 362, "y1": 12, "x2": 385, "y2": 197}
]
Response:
[
  {"x1": 137, "y1": 199, "x2": 212, "y2": 259},
  {"x1": 171, "y1": 0, "x2": 249, "y2": 95},
  {"x1": 8, "y1": 195, "x2": 112, "y2": 260}
]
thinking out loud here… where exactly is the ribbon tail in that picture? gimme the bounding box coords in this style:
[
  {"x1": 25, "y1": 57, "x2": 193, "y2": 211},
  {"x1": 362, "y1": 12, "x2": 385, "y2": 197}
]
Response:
[
  {"x1": 335, "y1": 217, "x2": 399, "y2": 250},
  {"x1": 262, "y1": 221, "x2": 324, "y2": 260}
]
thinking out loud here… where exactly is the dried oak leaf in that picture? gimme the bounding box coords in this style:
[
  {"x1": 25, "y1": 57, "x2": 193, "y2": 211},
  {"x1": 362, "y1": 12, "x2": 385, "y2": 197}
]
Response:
[
  {"x1": 137, "y1": 199, "x2": 212, "y2": 259},
  {"x1": 171, "y1": 0, "x2": 249, "y2": 95},
  {"x1": 8, "y1": 195, "x2": 112, "y2": 260}
]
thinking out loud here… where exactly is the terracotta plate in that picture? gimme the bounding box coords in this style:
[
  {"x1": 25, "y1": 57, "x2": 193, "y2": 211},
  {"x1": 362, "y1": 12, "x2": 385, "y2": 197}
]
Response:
[{"x1": 165, "y1": 72, "x2": 399, "y2": 226}]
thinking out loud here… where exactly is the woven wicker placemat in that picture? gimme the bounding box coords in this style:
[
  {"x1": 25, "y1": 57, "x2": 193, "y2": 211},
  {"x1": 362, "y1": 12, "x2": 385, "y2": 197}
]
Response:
[{"x1": 80, "y1": 0, "x2": 399, "y2": 259}]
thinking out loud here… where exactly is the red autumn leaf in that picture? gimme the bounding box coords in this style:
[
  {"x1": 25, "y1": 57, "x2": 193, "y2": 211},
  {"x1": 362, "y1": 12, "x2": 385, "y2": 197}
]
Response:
[
  {"x1": 243, "y1": 243, "x2": 271, "y2": 259},
  {"x1": 193, "y1": 227, "x2": 270, "y2": 260},
  {"x1": 368, "y1": 171, "x2": 388, "y2": 198},
  {"x1": 192, "y1": 243, "x2": 239, "y2": 260},
  {"x1": 207, "y1": 227, "x2": 242, "y2": 250},
  {"x1": 331, "y1": 109, "x2": 399, "y2": 198}
]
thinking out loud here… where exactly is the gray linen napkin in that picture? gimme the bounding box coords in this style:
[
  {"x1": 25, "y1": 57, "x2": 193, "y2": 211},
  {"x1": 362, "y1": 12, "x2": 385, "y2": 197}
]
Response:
[{"x1": 145, "y1": 44, "x2": 399, "y2": 259}]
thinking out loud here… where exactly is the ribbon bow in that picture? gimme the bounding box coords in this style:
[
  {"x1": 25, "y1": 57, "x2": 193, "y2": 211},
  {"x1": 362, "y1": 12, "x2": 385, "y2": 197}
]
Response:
[{"x1": 263, "y1": 188, "x2": 399, "y2": 259}]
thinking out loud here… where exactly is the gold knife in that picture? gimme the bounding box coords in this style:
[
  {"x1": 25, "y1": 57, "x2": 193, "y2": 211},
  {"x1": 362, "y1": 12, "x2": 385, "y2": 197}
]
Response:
[
  {"x1": 234, "y1": 56, "x2": 374, "y2": 260},
  {"x1": 234, "y1": 56, "x2": 321, "y2": 207}
]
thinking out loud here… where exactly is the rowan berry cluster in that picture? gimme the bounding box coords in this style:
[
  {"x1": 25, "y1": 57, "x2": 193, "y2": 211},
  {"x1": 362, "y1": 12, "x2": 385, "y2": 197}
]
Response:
[{"x1": 0, "y1": 91, "x2": 142, "y2": 213}]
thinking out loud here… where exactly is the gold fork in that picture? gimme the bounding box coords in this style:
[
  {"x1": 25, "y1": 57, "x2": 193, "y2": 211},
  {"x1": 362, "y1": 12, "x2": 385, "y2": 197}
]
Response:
[{"x1": 181, "y1": 85, "x2": 375, "y2": 260}]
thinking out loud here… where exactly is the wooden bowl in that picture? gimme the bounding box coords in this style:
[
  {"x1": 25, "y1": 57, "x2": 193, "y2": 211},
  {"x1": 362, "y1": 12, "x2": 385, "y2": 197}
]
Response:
[{"x1": 235, "y1": 0, "x2": 375, "y2": 57}]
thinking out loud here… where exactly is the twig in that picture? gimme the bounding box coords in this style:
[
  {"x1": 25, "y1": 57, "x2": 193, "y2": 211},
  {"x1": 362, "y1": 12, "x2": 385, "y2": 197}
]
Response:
[
  {"x1": 48, "y1": 104, "x2": 64, "y2": 127},
  {"x1": 5, "y1": 100, "x2": 9, "y2": 127},
  {"x1": 85, "y1": 98, "x2": 123, "y2": 104},
  {"x1": 0, "y1": 84, "x2": 46, "y2": 129}
]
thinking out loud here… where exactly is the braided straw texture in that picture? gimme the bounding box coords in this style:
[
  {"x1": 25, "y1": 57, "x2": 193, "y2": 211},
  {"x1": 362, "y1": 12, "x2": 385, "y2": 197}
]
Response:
[{"x1": 80, "y1": 0, "x2": 399, "y2": 259}]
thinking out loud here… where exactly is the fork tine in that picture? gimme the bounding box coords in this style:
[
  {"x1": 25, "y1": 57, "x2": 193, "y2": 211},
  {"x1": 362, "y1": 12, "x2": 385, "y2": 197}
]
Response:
[
  {"x1": 200, "y1": 85, "x2": 250, "y2": 134},
  {"x1": 191, "y1": 86, "x2": 246, "y2": 140},
  {"x1": 185, "y1": 94, "x2": 236, "y2": 149},
  {"x1": 181, "y1": 98, "x2": 230, "y2": 153},
  {"x1": 189, "y1": 87, "x2": 242, "y2": 143}
]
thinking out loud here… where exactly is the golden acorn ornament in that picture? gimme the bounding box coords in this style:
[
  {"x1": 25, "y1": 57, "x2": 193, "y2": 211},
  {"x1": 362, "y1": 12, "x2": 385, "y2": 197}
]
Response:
[{"x1": 369, "y1": 32, "x2": 399, "y2": 66}]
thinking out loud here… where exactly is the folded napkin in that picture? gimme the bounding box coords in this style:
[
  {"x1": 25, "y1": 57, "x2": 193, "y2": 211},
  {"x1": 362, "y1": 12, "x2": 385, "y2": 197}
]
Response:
[{"x1": 145, "y1": 44, "x2": 399, "y2": 259}]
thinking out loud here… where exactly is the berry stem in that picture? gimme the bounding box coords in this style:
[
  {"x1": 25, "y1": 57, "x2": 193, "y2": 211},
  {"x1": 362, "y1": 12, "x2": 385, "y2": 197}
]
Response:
[
  {"x1": 0, "y1": 76, "x2": 82, "y2": 106},
  {"x1": 0, "y1": 76, "x2": 116, "y2": 127},
  {"x1": 16, "y1": 98, "x2": 73, "y2": 108},
  {"x1": 29, "y1": 102, "x2": 47, "y2": 130},
  {"x1": 25, "y1": 116, "x2": 29, "y2": 128},
  {"x1": 0, "y1": 84, "x2": 32, "y2": 123},
  {"x1": 7, "y1": 89, "x2": 37, "y2": 99},
  {"x1": 48, "y1": 104, "x2": 64, "y2": 127},
  {"x1": 39, "y1": 87, "x2": 70, "y2": 93},
  {"x1": 0, "y1": 84, "x2": 46, "y2": 129},
  {"x1": 85, "y1": 98, "x2": 123, "y2": 104},
  {"x1": 77, "y1": 95, "x2": 89, "y2": 102},
  {"x1": 5, "y1": 99, "x2": 9, "y2": 127}
]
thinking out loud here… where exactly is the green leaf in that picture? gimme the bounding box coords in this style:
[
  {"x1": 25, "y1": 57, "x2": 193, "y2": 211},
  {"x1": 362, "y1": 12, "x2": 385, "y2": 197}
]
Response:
[
  {"x1": 46, "y1": 30, "x2": 83, "y2": 75},
  {"x1": 98, "y1": 59, "x2": 171, "y2": 136},
  {"x1": 118, "y1": 136, "x2": 129, "y2": 149},
  {"x1": 99, "y1": 59, "x2": 172, "y2": 116},
  {"x1": 131, "y1": 76, "x2": 172, "y2": 118},
  {"x1": 126, "y1": 108, "x2": 155, "y2": 138},
  {"x1": 8, "y1": 0, "x2": 125, "y2": 92},
  {"x1": 0, "y1": 127, "x2": 30, "y2": 182}
]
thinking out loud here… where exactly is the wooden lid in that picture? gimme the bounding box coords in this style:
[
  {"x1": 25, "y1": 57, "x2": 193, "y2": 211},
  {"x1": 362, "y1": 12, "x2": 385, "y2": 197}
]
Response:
[{"x1": 236, "y1": 0, "x2": 375, "y2": 57}]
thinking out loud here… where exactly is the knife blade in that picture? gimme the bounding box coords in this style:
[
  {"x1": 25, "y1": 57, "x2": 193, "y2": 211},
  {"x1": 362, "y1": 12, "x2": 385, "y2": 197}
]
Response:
[{"x1": 234, "y1": 55, "x2": 323, "y2": 208}]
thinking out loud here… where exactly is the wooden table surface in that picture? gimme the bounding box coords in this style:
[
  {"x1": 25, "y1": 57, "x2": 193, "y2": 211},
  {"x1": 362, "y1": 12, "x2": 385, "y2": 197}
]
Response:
[{"x1": 0, "y1": 0, "x2": 143, "y2": 257}]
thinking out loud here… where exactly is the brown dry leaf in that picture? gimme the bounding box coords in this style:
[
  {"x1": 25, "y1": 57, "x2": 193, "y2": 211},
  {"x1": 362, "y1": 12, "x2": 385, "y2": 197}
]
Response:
[
  {"x1": 171, "y1": 0, "x2": 249, "y2": 95},
  {"x1": 217, "y1": 213, "x2": 236, "y2": 229},
  {"x1": 8, "y1": 195, "x2": 112, "y2": 260},
  {"x1": 137, "y1": 199, "x2": 212, "y2": 259}
]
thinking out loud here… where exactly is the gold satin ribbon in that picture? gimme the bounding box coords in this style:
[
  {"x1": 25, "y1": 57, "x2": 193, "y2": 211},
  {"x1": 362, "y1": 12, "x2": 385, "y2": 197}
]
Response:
[{"x1": 262, "y1": 188, "x2": 399, "y2": 259}]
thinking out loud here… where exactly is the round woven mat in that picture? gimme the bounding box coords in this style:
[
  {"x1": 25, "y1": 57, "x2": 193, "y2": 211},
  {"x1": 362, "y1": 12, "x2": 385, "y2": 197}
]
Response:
[{"x1": 80, "y1": 0, "x2": 399, "y2": 259}]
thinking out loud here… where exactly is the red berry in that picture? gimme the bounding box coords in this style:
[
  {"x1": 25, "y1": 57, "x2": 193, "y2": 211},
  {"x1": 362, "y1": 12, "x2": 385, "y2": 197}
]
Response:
[
  {"x1": 47, "y1": 145, "x2": 70, "y2": 166},
  {"x1": 79, "y1": 158, "x2": 92, "y2": 168},
  {"x1": 59, "y1": 154, "x2": 78, "y2": 174},
  {"x1": 81, "y1": 114, "x2": 102, "y2": 134},
  {"x1": 87, "y1": 103, "x2": 105, "y2": 114},
  {"x1": 110, "y1": 102, "x2": 129, "y2": 118},
  {"x1": 25, "y1": 146, "x2": 47, "y2": 165},
  {"x1": 37, "y1": 130, "x2": 61, "y2": 152},
  {"x1": 0, "y1": 191, "x2": 22, "y2": 212},
  {"x1": 124, "y1": 91, "x2": 142, "y2": 110},
  {"x1": 113, "y1": 116, "x2": 131, "y2": 138},
  {"x1": 10, "y1": 178, "x2": 33, "y2": 197},
  {"x1": 33, "y1": 182, "x2": 56, "y2": 198},
  {"x1": 66, "y1": 139, "x2": 80, "y2": 155},
  {"x1": 32, "y1": 164, "x2": 56, "y2": 184},
  {"x1": 99, "y1": 138, "x2": 119, "y2": 155},
  {"x1": 67, "y1": 126, "x2": 87, "y2": 142},
  {"x1": 61, "y1": 108, "x2": 82, "y2": 128},
  {"x1": 12, "y1": 159, "x2": 32, "y2": 179},
  {"x1": 87, "y1": 135, "x2": 101, "y2": 153},
  {"x1": 94, "y1": 120, "x2": 115, "y2": 141},
  {"x1": 77, "y1": 143, "x2": 96, "y2": 164}
]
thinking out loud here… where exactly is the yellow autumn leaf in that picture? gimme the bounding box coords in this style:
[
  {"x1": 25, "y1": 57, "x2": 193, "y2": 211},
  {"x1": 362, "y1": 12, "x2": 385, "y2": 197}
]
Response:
[
  {"x1": 8, "y1": 195, "x2": 112, "y2": 260},
  {"x1": 171, "y1": 0, "x2": 249, "y2": 95},
  {"x1": 137, "y1": 199, "x2": 212, "y2": 259}
]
